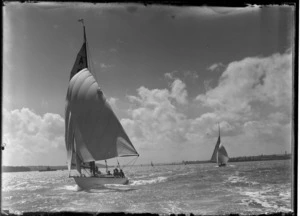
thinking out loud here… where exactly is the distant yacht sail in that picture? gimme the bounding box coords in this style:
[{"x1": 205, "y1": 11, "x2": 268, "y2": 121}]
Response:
[
  {"x1": 151, "y1": 161, "x2": 154, "y2": 167},
  {"x1": 65, "y1": 20, "x2": 139, "y2": 189},
  {"x1": 218, "y1": 145, "x2": 229, "y2": 165},
  {"x1": 210, "y1": 123, "x2": 229, "y2": 167}
]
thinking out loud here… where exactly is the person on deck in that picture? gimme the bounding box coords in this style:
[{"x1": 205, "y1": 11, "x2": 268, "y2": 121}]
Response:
[
  {"x1": 120, "y1": 169, "x2": 125, "y2": 178},
  {"x1": 95, "y1": 166, "x2": 101, "y2": 175},
  {"x1": 89, "y1": 161, "x2": 96, "y2": 176},
  {"x1": 113, "y1": 168, "x2": 120, "y2": 177}
]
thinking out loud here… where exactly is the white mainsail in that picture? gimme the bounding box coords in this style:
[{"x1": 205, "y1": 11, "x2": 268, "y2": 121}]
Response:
[
  {"x1": 210, "y1": 134, "x2": 221, "y2": 163},
  {"x1": 210, "y1": 124, "x2": 221, "y2": 163},
  {"x1": 65, "y1": 21, "x2": 139, "y2": 175}
]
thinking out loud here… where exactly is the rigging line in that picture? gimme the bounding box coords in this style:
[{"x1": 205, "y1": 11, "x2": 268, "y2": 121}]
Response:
[
  {"x1": 117, "y1": 158, "x2": 120, "y2": 168},
  {"x1": 125, "y1": 156, "x2": 138, "y2": 169},
  {"x1": 122, "y1": 156, "x2": 138, "y2": 173},
  {"x1": 129, "y1": 157, "x2": 139, "y2": 172}
]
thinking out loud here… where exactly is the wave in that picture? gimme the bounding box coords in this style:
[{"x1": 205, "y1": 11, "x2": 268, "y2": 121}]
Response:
[
  {"x1": 226, "y1": 175, "x2": 259, "y2": 186},
  {"x1": 240, "y1": 189, "x2": 292, "y2": 212},
  {"x1": 2, "y1": 182, "x2": 29, "y2": 192},
  {"x1": 171, "y1": 171, "x2": 195, "y2": 178},
  {"x1": 161, "y1": 201, "x2": 184, "y2": 214},
  {"x1": 130, "y1": 176, "x2": 168, "y2": 186}
]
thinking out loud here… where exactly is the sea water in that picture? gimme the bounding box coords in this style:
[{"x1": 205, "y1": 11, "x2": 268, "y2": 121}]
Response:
[{"x1": 2, "y1": 160, "x2": 293, "y2": 215}]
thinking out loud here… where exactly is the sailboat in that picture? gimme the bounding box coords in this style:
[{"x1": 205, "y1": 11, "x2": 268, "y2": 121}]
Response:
[
  {"x1": 65, "y1": 20, "x2": 139, "y2": 189},
  {"x1": 39, "y1": 166, "x2": 57, "y2": 172},
  {"x1": 151, "y1": 161, "x2": 154, "y2": 167},
  {"x1": 210, "y1": 123, "x2": 229, "y2": 167}
]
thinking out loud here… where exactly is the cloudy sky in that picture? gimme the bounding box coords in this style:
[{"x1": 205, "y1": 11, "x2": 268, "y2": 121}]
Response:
[{"x1": 3, "y1": 3, "x2": 294, "y2": 166}]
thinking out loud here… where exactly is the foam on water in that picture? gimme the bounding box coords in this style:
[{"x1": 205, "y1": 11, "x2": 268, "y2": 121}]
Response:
[
  {"x1": 226, "y1": 175, "x2": 259, "y2": 186},
  {"x1": 239, "y1": 186, "x2": 292, "y2": 213},
  {"x1": 130, "y1": 176, "x2": 168, "y2": 186},
  {"x1": 3, "y1": 182, "x2": 29, "y2": 192},
  {"x1": 173, "y1": 170, "x2": 194, "y2": 177},
  {"x1": 54, "y1": 185, "x2": 78, "y2": 191},
  {"x1": 161, "y1": 201, "x2": 184, "y2": 214}
]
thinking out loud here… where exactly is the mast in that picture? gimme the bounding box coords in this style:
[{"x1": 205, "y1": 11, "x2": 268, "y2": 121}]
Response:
[{"x1": 105, "y1": 160, "x2": 108, "y2": 173}]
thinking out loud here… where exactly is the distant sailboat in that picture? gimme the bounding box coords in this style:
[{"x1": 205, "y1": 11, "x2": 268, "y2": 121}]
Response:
[
  {"x1": 151, "y1": 161, "x2": 154, "y2": 167},
  {"x1": 210, "y1": 123, "x2": 229, "y2": 167},
  {"x1": 39, "y1": 166, "x2": 57, "y2": 172},
  {"x1": 65, "y1": 20, "x2": 139, "y2": 189}
]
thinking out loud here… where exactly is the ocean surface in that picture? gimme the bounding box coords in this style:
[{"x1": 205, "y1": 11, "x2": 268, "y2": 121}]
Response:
[{"x1": 2, "y1": 160, "x2": 293, "y2": 215}]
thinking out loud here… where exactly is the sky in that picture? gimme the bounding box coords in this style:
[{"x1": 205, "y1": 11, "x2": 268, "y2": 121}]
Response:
[{"x1": 3, "y1": 3, "x2": 295, "y2": 166}]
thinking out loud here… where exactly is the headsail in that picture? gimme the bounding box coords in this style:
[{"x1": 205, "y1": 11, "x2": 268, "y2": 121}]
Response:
[
  {"x1": 218, "y1": 145, "x2": 229, "y2": 164},
  {"x1": 65, "y1": 22, "x2": 139, "y2": 173}
]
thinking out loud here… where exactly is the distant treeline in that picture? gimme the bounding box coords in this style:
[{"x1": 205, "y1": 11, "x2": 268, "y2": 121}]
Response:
[
  {"x1": 184, "y1": 153, "x2": 291, "y2": 165},
  {"x1": 2, "y1": 166, "x2": 31, "y2": 172},
  {"x1": 183, "y1": 160, "x2": 211, "y2": 165},
  {"x1": 3, "y1": 164, "x2": 114, "y2": 173},
  {"x1": 2, "y1": 166, "x2": 68, "y2": 173},
  {"x1": 228, "y1": 154, "x2": 291, "y2": 162}
]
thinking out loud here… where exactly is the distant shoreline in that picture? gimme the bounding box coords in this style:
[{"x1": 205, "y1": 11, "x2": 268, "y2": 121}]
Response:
[
  {"x1": 183, "y1": 153, "x2": 292, "y2": 165},
  {"x1": 2, "y1": 154, "x2": 292, "y2": 172}
]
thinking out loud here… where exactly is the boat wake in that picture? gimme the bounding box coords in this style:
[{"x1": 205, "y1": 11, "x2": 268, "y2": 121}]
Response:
[
  {"x1": 239, "y1": 186, "x2": 292, "y2": 212},
  {"x1": 54, "y1": 185, "x2": 79, "y2": 191},
  {"x1": 104, "y1": 184, "x2": 137, "y2": 192},
  {"x1": 79, "y1": 184, "x2": 137, "y2": 193},
  {"x1": 130, "y1": 176, "x2": 168, "y2": 186}
]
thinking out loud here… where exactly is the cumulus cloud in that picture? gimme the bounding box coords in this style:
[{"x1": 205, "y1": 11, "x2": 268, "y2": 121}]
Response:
[
  {"x1": 124, "y1": 79, "x2": 189, "y2": 151},
  {"x1": 164, "y1": 71, "x2": 176, "y2": 80},
  {"x1": 170, "y1": 79, "x2": 188, "y2": 104},
  {"x1": 107, "y1": 97, "x2": 119, "y2": 109},
  {"x1": 165, "y1": 70, "x2": 199, "y2": 82},
  {"x1": 183, "y1": 70, "x2": 199, "y2": 79},
  {"x1": 121, "y1": 52, "x2": 292, "y2": 162},
  {"x1": 2, "y1": 108, "x2": 65, "y2": 166},
  {"x1": 207, "y1": 62, "x2": 225, "y2": 71},
  {"x1": 196, "y1": 52, "x2": 292, "y2": 120}
]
